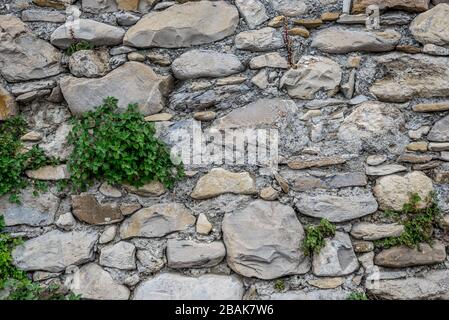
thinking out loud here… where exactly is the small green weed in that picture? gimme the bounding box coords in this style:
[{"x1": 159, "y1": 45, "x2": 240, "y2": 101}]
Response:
[
  {"x1": 68, "y1": 97, "x2": 184, "y2": 192},
  {"x1": 65, "y1": 40, "x2": 94, "y2": 56},
  {"x1": 302, "y1": 218, "x2": 336, "y2": 256},
  {"x1": 274, "y1": 279, "x2": 285, "y2": 292},
  {"x1": 347, "y1": 292, "x2": 368, "y2": 300}
]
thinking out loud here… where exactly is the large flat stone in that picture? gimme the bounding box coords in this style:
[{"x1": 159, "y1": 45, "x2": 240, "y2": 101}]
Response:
[
  {"x1": 72, "y1": 194, "x2": 123, "y2": 225},
  {"x1": 222, "y1": 200, "x2": 310, "y2": 280},
  {"x1": 352, "y1": 0, "x2": 430, "y2": 13},
  {"x1": 235, "y1": 27, "x2": 284, "y2": 52},
  {"x1": 133, "y1": 273, "x2": 244, "y2": 300},
  {"x1": 311, "y1": 28, "x2": 401, "y2": 54},
  {"x1": 269, "y1": 0, "x2": 307, "y2": 16},
  {"x1": 296, "y1": 194, "x2": 378, "y2": 223},
  {"x1": 410, "y1": 4, "x2": 449, "y2": 47},
  {"x1": 171, "y1": 50, "x2": 244, "y2": 80},
  {"x1": 428, "y1": 115, "x2": 449, "y2": 142},
  {"x1": 99, "y1": 241, "x2": 136, "y2": 270},
  {"x1": 375, "y1": 242, "x2": 446, "y2": 267},
  {"x1": 124, "y1": 1, "x2": 239, "y2": 48},
  {"x1": 351, "y1": 223, "x2": 404, "y2": 241},
  {"x1": 0, "y1": 15, "x2": 63, "y2": 82},
  {"x1": 12, "y1": 230, "x2": 98, "y2": 272},
  {"x1": 60, "y1": 62, "x2": 172, "y2": 116},
  {"x1": 120, "y1": 203, "x2": 195, "y2": 239},
  {"x1": 166, "y1": 239, "x2": 226, "y2": 269},
  {"x1": 370, "y1": 53, "x2": 449, "y2": 102}
]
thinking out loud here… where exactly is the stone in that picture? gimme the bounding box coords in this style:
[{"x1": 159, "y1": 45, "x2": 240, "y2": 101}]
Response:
[
  {"x1": 196, "y1": 213, "x2": 213, "y2": 235},
  {"x1": 269, "y1": 0, "x2": 307, "y2": 16},
  {"x1": 216, "y1": 75, "x2": 246, "y2": 86},
  {"x1": 0, "y1": 15, "x2": 63, "y2": 82},
  {"x1": 338, "y1": 101, "x2": 406, "y2": 153},
  {"x1": 274, "y1": 172, "x2": 289, "y2": 193},
  {"x1": 171, "y1": 50, "x2": 244, "y2": 80},
  {"x1": 397, "y1": 153, "x2": 433, "y2": 164},
  {"x1": 260, "y1": 186, "x2": 279, "y2": 201},
  {"x1": 251, "y1": 70, "x2": 269, "y2": 89},
  {"x1": 213, "y1": 98, "x2": 296, "y2": 130},
  {"x1": 428, "y1": 115, "x2": 449, "y2": 142},
  {"x1": 294, "y1": 19, "x2": 323, "y2": 28},
  {"x1": 367, "y1": 155, "x2": 387, "y2": 166},
  {"x1": 166, "y1": 239, "x2": 226, "y2": 268},
  {"x1": 99, "y1": 225, "x2": 117, "y2": 244},
  {"x1": 370, "y1": 53, "x2": 449, "y2": 102},
  {"x1": 191, "y1": 168, "x2": 257, "y2": 200},
  {"x1": 61, "y1": 62, "x2": 172, "y2": 116},
  {"x1": 235, "y1": 0, "x2": 269, "y2": 29},
  {"x1": 12, "y1": 230, "x2": 98, "y2": 272},
  {"x1": 100, "y1": 241, "x2": 136, "y2": 270},
  {"x1": 423, "y1": 44, "x2": 449, "y2": 56},
  {"x1": 296, "y1": 194, "x2": 378, "y2": 223},
  {"x1": 288, "y1": 27, "x2": 310, "y2": 38},
  {"x1": 287, "y1": 156, "x2": 346, "y2": 170},
  {"x1": 39, "y1": 124, "x2": 73, "y2": 161},
  {"x1": 353, "y1": 241, "x2": 374, "y2": 253},
  {"x1": 72, "y1": 194, "x2": 123, "y2": 225},
  {"x1": 120, "y1": 203, "x2": 195, "y2": 239},
  {"x1": 410, "y1": 4, "x2": 449, "y2": 47},
  {"x1": 373, "y1": 171, "x2": 434, "y2": 211},
  {"x1": 429, "y1": 142, "x2": 449, "y2": 151},
  {"x1": 128, "y1": 52, "x2": 145, "y2": 62},
  {"x1": 136, "y1": 245, "x2": 166, "y2": 273},
  {"x1": 311, "y1": 28, "x2": 401, "y2": 54},
  {"x1": 396, "y1": 44, "x2": 422, "y2": 54},
  {"x1": 375, "y1": 242, "x2": 446, "y2": 268},
  {"x1": 409, "y1": 126, "x2": 430, "y2": 140},
  {"x1": 0, "y1": 189, "x2": 59, "y2": 227},
  {"x1": 124, "y1": 181, "x2": 166, "y2": 196},
  {"x1": 235, "y1": 27, "x2": 284, "y2": 52},
  {"x1": 351, "y1": 223, "x2": 404, "y2": 241},
  {"x1": 0, "y1": 85, "x2": 17, "y2": 120},
  {"x1": 115, "y1": 11, "x2": 140, "y2": 26},
  {"x1": 268, "y1": 15, "x2": 286, "y2": 27},
  {"x1": 51, "y1": 19, "x2": 125, "y2": 49},
  {"x1": 308, "y1": 277, "x2": 344, "y2": 289},
  {"x1": 249, "y1": 53, "x2": 289, "y2": 69},
  {"x1": 25, "y1": 165, "x2": 70, "y2": 181},
  {"x1": 117, "y1": 0, "x2": 139, "y2": 11},
  {"x1": 413, "y1": 103, "x2": 449, "y2": 112},
  {"x1": 312, "y1": 232, "x2": 359, "y2": 276},
  {"x1": 22, "y1": 9, "x2": 66, "y2": 23},
  {"x1": 82, "y1": 0, "x2": 118, "y2": 12},
  {"x1": 99, "y1": 183, "x2": 122, "y2": 198},
  {"x1": 33, "y1": 0, "x2": 75, "y2": 9},
  {"x1": 69, "y1": 263, "x2": 130, "y2": 300},
  {"x1": 365, "y1": 164, "x2": 407, "y2": 176},
  {"x1": 280, "y1": 56, "x2": 342, "y2": 99},
  {"x1": 56, "y1": 212, "x2": 76, "y2": 230},
  {"x1": 327, "y1": 172, "x2": 368, "y2": 188},
  {"x1": 352, "y1": 0, "x2": 429, "y2": 13},
  {"x1": 222, "y1": 200, "x2": 310, "y2": 280},
  {"x1": 268, "y1": 289, "x2": 350, "y2": 300},
  {"x1": 193, "y1": 111, "x2": 216, "y2": 121},
  {"x1": 407, "y1": 141, "x2": 428, "y2": 152},
  {"x1": 366, "y1": 270, "x2": 449, "y2": 300},
  {"x1": 133, "y1": 273, "x2": 244, "y2": 300},
  {"x1": 337, "y1": 14, "x2": 367, "y2": 24},
  {"x1": 144, "y1": 113, "x2": 173, "y2": 122},
  {"x1": 124, "y1": 1, "x2": 239, "y2": 48},
  {"x1": 69, "y1": 49, "x2": 110, "y2": 78},
  {"x1": 321, "y1": 12, "x2": 340, "y2": 21},
  {"x1": 16, "y1": 90, "x2": 51, "y2": 103}
]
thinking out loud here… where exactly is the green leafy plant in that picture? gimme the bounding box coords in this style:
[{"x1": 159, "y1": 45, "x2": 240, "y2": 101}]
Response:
[
  {"x1": 274, "y1": 279, "x2": 285, "y2": 292},
  {"x1": 302, "y1": 218, "x2": 336, "y2": 256},
  {"x1": 65, "y1": 40, "x2": 94, "y2": 56},
  {"x1": 67, "y1": 97, "x2": 184, "y2": 192},
  {"x1": 347, "y1": 291, "x2": 368, "y2": 300},
  {"x1": 0, "y1": 117, "x2": 57, "y2": 203},
  {"x1": 375, "y1": 192, "x2": 440, "y2": 249}
]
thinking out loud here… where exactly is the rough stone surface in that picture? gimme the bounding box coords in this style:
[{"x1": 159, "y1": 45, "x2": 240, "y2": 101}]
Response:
[
  {"x1": 296, "y1": 194, "x2": 378, "y2": 222},
  {"x1": 172, "y1": 50, "x2": 244, "y2": 80},
  {"x1": 351, "y1": 223, "x2": 404, "y2": 241},
  {"x1": 12, "y1": 230, "x2": 98, "y2": 272},
  {"x1": 166, "y1": 239, "x2": 226, "y2": 268},
  {"x1": 270, "y1": 0, "x2": 307, "y2": 16},
  {"x1": 373, "y1": 171, "x2": 434, "y2": 211},
  {"x1": 0, "y1": 85, "x2": 17, "y2": 120},
  {"x1": 428, "y1": 115, "x2": 449, "y2": 142},
  {"x1": 191, "y1": 168, "x2": 257, "y2": 200},
  {"x1": 25, "y1": 165, "x2": 70, "y2": 181},
  {"x1": 235, "y1": 27, "x2": 284, "y2": 51},
  {"x1": 222, "y1": 200, "x2": 310, "y2": 280},
  {"x1": 124, "y1": 1, "x2": 239, "y2": 48},
  {"x1": 410, "y1": 4, "x2": 449, "y2": 47},
  {"x1": 72, "y1": 194, "x2": 123, "y2": 225},
  {"x1": 235, "y1": 0, "x2": 269, "y2": 29},
  {"x1": 120, "y1": 203, "x2": 195, "y2": 239},
  {"x1": 352, "y1": 0, "x2": 430, "y2": 13},
  {"x1": 61, "y1": 62, "x2": 172, "y2": 116},
  {"x1": 99, "y1": 241, "x2": 136, "y2": 270},
  {"x1": 133, "y1": 273, "x2": 244, "y2": 300},
  {"x1": 69, "y1": 49, "x2": 111, "y2": 78}
]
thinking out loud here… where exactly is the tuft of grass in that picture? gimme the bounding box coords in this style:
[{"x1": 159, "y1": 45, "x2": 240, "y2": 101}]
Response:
[
  {"x1": 375, "y1": 192, "x2": 440, "y2": 249},
  {"x1": 347, "y1": 291, "x2": 368, "y2": 300},
  {"x1": 67, "y1": 97, "x2": 184, "y2": 192},
  {"x1": 65, "y1": 40, "x2": 94, "y2": 56},
  {"x1": 274, "y1": 279, "x2": 285, "y2": 292},
  {"x1": 302, "y1": 218, "x2": 336, "y2": 256}
]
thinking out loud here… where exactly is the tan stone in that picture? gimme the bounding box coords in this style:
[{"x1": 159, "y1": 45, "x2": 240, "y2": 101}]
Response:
[
  {"x1": 352, "y1": 0, "x2": 429, "y2": 13},
  {"x1": 117, "y1": 0, "x2": 139, "y2": 11},
  {"x1": 268, "y1": 15, "x2": 285, "y2": 28},
  {"x1": 353, "y1": 241, "x2": 374, "y2": 253},
  {"x1": 259, "y1": 186, "x2": 279, "y2": 201},
  {"x1": 294, "y1": 19, "x2": 322, "y2": 28},
  {"x1": 72, "y1": 194, "x2": 123, "y2": 225},
  {"x1": 123, "y1": 181, "x2": 166, "y2": 197},
  {"x1": 274, "y1": 172, "x2": 289, "y2": 193},
  {"x1": 410, "y1": 4, "x2": 449, "y2": 47},
  {"x1": 144, "y1": 113, "x2": 173, "y2": 122},
  {"x1": 397, "y1": 153, "x2": 433, "y2": 164},
  {"x1": 33, "y1": 0, "x2": 72, "y2": 9},
  {"x1": 196, "y1": 213, "x2": 213, "y2": 235},
  {"x1": 396, "y1": 45, "x2": 422, "y2": 54},
  {"x1": 193, "y1": 111, "x2": 216, "y2": 121},
  {"x1": 406, "y1": 141, "x2": 428, "y2": 152},
  {"x1": 119, "y1": 203, "x2": 142, "y2": 216},
  {"x1": 321, "y1": 12, "x2": 340, "y2": 21},
  {"x1": 288, "y1": 27, "x2": 309, "y2": 38},
  {"x1": 347, "y1": 55, "x2": 362, "y2": 68},
  {"x1": 375, "y1": 242, "x2": 446, "y2": 268},
  {"x1": 287, "y1": 157, "x2": 346, "y2": 170},
  {"x1": 25, "y1": 165, "x2": 70, "y2": 181},
  {"x1": 0, "y1": 85, "x2": 17, "y2": 120},
  {"x1": 413, "y1": 103, "x2": 449, "y2": 112},
  {"x1": 191, "y1": 168, "x2": 257, "y2": 200},
  {"x1": 308, "y1": 277, "x2": 344, "y2": 289}
]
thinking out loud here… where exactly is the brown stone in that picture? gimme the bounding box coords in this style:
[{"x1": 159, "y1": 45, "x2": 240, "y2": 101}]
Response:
[
  {"x1": 123, "y1": 181, "x2": 166, "y2": 197},
  {"x1": 396, "y1": 45, "x2": 422, "y2": 54},
  {"x1": 287, "y1": 157, "x2": 346, "y2": 170},
  {"x1": 321, "y1": 12, "x2": 340, "y2": 21},
  {"x1": 406, "y1": 141, "x2": 428, "y2": 152},
  {"x1": 434, "y1": 170, "x2": 449, "y2": 183},
  {"x1": 0, "y1": 85, "x2": 17, "y2": 120},
  {"x1": 268, "y1": 15, "x2": 286, "y2": 28},
  {"x1": 353, "y1": 241, "x2": 374, "y2": 253},
  {"x1": 352, "y1": 0, "x2": 430, "y2": 14},
  {"x1": 293, "y1": 176, "x2": 326, "y2": 191},
  {"x1": 412, "y1": 161, "x2": 440, "y2": 170},
  {"x1": 274, "y1": 172, "x2": 289, "y2": 193},
  {"x1": 294, "y1": 19, "x2": 322, "y2": 28},
  {"x1": 33, "y1": 0, "x2": 70, "y2": 9},
  {"x1": 117, "y1": 0, "x2": 139, "y2": 11},
  {"x1": 375, "y1": 242, "x2": 446, "y2": 268},
  {"x1": 413, "y1": 103, "x2": 449, "y2": 112},
  {"x1": 397, "y1": 153, "x2": 433, "y2": 164},
  {"x1": 72, "y1": 194, "x2": 122, "y2": 225},
  {"x1": 288, "y1": 27, "x2": 309, "y2": 38},
  {"x1": 120, "y1": 203, "x2": 142, "y2": 216}
]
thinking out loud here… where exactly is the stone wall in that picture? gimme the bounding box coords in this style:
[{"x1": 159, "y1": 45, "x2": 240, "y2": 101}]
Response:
[{"x1": 1, "y1": 0, "x2": 449, "y2": 300}]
